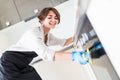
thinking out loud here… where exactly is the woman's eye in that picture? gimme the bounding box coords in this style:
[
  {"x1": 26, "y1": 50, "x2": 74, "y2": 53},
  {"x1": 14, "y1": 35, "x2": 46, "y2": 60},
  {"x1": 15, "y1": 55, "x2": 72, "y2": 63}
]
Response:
[
  {"x1": 55, "y1": 17, "x2": 58, "y2": 20},
  {"x1": 48, "y1": 17, "x2": 52, "y2": 19},
  {"x1": 47, "y1": 16, "x2": 58, "y2": 20}
]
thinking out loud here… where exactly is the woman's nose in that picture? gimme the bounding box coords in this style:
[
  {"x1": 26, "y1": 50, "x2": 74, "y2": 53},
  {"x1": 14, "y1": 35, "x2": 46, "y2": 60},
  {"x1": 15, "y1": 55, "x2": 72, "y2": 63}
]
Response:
[
  {"x1": 51, "y1": 18, "x2": 58, "y2": 24},
  {"x1": 51, "y1": 18, "x2": 56, "y2": 22}
]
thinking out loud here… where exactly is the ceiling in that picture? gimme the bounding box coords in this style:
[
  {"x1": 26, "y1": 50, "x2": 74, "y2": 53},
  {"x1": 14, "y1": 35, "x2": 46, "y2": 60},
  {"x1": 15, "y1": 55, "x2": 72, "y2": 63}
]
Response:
[{"x1": 0, "y1": 0, "x2": 67, "y2": 30}]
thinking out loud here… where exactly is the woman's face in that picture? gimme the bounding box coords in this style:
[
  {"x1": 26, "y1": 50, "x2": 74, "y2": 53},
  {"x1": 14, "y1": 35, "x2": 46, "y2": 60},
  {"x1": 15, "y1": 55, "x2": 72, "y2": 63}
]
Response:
[{"x1": 41, "y1": 10, "x2": 59, "y2": 29}]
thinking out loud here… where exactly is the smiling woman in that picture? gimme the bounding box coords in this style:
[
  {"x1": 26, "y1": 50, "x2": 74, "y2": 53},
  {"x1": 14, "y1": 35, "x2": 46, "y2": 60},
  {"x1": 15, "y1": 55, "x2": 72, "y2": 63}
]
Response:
[
  {"x1": 0, "y1": 7, "x2": 75, "y2": 80},
  {"x1": 38, "y1": 7, "x2": 60, "y2": 30}
]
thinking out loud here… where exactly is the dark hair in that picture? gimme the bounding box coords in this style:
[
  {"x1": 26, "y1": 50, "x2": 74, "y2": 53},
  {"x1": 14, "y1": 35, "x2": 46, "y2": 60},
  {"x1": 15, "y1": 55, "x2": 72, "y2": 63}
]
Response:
[{"x1": 38, "y1": 7, "x2": 60, "y2": 24}]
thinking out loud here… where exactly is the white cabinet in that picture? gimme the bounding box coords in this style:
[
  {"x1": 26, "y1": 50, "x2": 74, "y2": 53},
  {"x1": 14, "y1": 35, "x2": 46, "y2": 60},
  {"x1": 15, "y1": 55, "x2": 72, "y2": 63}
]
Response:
[
  {"x1": 73, "y1": 0, "x2": 120, "y2": 79},
  {"x1": 86, "y1": 0, "x2": 120, "y2": 79}
]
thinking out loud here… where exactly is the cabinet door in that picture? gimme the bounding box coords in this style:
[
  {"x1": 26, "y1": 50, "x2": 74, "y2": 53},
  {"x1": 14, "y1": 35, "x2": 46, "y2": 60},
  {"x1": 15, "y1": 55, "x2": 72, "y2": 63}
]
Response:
[
  {"x1": 87, "y1": 0, "x2": 120, "y2": 79},
  {"x1": 74, "y1": 0, "x2": 120, "y2": 79}
]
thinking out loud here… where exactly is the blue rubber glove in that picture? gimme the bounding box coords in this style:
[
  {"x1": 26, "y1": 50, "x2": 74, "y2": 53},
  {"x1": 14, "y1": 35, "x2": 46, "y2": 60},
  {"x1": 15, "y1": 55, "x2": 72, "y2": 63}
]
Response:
[{"x1": 71, "y1": 51, "x2": 90, "y2": 65}]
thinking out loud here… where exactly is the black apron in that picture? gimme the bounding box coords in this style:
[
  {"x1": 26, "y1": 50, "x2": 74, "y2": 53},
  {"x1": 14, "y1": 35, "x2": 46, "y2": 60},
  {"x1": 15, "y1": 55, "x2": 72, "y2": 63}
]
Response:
[{"x1": 0, "y1": 51, "x2": 42, "y2": 80}]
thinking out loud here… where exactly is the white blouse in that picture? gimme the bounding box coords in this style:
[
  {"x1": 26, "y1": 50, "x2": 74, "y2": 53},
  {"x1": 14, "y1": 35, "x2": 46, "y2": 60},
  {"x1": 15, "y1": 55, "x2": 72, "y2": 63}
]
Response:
[{"x1": 7, "y1": 26, "x2": 66, "y2": 61}]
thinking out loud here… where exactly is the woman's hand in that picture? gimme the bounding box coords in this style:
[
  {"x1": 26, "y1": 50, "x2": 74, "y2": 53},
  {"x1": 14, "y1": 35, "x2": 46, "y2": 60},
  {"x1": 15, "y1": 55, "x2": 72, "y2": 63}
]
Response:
[
  {"x1": 64, "y1": 37, "x2": 74, "y2": 46},
  {"x1": 71, "y1": 51, "x2": 90, "y2": 65}
]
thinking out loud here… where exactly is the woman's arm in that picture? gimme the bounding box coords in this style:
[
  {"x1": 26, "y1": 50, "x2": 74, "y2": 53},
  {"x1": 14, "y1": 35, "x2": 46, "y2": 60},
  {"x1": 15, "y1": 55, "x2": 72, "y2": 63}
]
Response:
[
  {"x1": 53, "y1": 37, "x2": 74, "y2": 61},
  {"x1": 64, "y1": 37, "x2": 74, "y2": 46},
  {"x1": 54, "y1": 51, "x2": 71, "y2": 61},
  {"x1": 54, "y1": 51, "x2": 91, "y2": 65}
]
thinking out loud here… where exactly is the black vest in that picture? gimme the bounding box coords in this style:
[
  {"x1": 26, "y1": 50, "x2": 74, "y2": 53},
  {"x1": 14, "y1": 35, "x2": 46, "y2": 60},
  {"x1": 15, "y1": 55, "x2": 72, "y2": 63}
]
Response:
[{"x1": 0, "y1": 51, "x2": 42, "y2": 80}]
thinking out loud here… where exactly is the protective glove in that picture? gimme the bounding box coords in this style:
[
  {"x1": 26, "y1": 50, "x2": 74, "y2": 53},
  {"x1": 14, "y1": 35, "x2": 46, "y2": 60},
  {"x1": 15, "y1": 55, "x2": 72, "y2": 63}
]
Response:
[{"x1": 71, "y1": 51, "x2": 90, "y2": 65}]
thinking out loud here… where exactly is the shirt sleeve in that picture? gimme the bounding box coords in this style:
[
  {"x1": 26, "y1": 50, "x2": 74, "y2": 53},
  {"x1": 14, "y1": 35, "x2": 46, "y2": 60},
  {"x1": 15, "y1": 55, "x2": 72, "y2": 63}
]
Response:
[
  {"x1": 18, "y1": 27, "x2": 55, "y2": 61},
  {"x1": 47, "y1": 33, "x2": 66, "y2": 46}
]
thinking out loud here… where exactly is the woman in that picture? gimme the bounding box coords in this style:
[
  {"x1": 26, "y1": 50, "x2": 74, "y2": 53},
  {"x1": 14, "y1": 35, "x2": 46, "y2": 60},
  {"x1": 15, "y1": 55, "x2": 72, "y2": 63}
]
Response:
[{"x1": 0, "y1": 7, "x2": 90, "y2": 80}]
